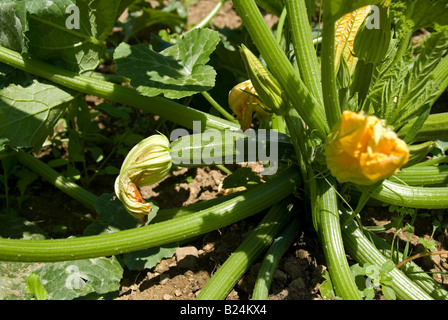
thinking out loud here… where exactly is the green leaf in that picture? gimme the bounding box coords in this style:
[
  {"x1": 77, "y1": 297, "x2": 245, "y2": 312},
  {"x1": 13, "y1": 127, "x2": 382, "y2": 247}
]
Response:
[
  {"x1": 0, "y1": 79, "x2": 76, "y2": 151},
  {"x1": 363, "y1": 287, "x2": 375, "y2": 300},
  {"x1": 114, "y1": 28, "x2": 220, "y2": 99},
  {"x1": 382, "y1": 285, "x2": 397, "y2": 300},
  {"x1": 83, "y1": 193, "x2": 143, "y2": 235},
  {"x1": 362, "y1": 38, "x2": 410, "y2": 120},
  {"x1": 323, "y1": 0, "x2": 377, "y2": 22},
  {"x1": 392, "y1": 32, "x2": 448, "y2": 125},
  {"x1": 380, "y1": 261, "x2": 396, "y2": 274},
  {"x1": 24, "y1": 0, "x2": 122, "y2": 73},
  {"x1": 393, "y1": 0, "x2": 448, "y2": 33},
  {"x1": 123, "y1": 242, "x2": 178, "y2": 271},
  {"x1": 0, "y1": 0, "x2": 28, "y2": 53},
  {"x1": 319, "y1": 270, "x2": 336, "y2": 299},
  {"x1": 26, "y1": 273, "x2": 47, "y2": 300},
  {"x1": 37, "y1": 256, "x2": 123, "y2": 300},
  {"x1": 123, "y1": 5, "x2": 187, "y2": 41}
]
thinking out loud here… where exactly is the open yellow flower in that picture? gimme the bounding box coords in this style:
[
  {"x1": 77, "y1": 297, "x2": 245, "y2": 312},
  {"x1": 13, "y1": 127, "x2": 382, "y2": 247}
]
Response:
[
  {"x1": 324, "y1": 111, "x2": 409, "y2": 185},
  {"x1": 228, "y1": 80, "x2": 270, "y2": 131}
]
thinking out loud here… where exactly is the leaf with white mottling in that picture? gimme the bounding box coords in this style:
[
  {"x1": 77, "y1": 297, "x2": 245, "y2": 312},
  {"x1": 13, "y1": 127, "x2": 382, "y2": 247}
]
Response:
[
  {"x1": 0, "y1": 80, "x2": 76, "y2": 151},
  {"x1": 38, "y1": 257, "x2": 123, "y2": 300}
]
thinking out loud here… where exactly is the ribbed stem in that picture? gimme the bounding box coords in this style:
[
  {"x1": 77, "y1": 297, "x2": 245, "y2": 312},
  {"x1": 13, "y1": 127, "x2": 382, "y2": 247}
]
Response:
[
  {"x1": 0, "y1": 166, "x2": 300, "y2": 262},
  {"x1": 15, "y1": 151, "x2": 98, "y2": 211},
  {"x1": 285, "y1": 0, "x2": 322, "y2": 101},
  {"x1": 365, "y1": 180, "x2": 448, "y2": 209},
  {"x1": 311, "y1": 176, "x2": 361, "y2": 299},
  {"x1": 232, "y1": 0, "x2": 329, "y2": 140},
  {"x1": 196, "y1": 197, "x2": 297, "y2": 300},
  {"x1": 0, "y1": 45, "x2": 238, "y2": 132},
  {"x1": 392, "y1": 165, "x2": 448, "y2": 186},
  {"x1": 252, "y1": 216, "x2": 300, "y2": 300},
  {"x1": 397, "y1": 112, "x2": 448, "y2": 142},
  {"x1": 321, "y1": 17, "x2": 341, "y2": 128}
]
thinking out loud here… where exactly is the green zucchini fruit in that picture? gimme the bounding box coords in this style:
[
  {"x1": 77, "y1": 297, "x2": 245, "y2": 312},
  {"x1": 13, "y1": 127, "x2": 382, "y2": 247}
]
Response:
[{"x1": 169, "y1": 130, "x2": 296, "y2": 174}]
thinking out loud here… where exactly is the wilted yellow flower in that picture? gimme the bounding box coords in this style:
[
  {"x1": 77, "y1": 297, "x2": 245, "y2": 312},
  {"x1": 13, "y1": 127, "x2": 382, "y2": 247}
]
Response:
[
  {"x1": 335, "y1": 6, "x2": 371, "y2": 73},
  {"x1": 324, "y1": 111, "x2": 409, "y2": 185},
  {"x1": 114, "y1": 134, "x2": 172, "y2": 224},
  {"x1": 228, "y1": 80, "x2": 270, "y2": 131}
]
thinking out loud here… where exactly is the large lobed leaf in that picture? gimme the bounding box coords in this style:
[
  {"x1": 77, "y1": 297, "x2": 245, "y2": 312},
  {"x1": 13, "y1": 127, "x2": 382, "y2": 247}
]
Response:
[
  {"x1": 0, "y1": 0, "x2": 28, "y2": 53},
  {"x1": 114, "y1": 28, "x2": 220, "y2": 99},
  {"x1": 24, "y1": 0, "x2": 124, "y2": 73},
  {"x1": 0, "y1": 79, "x2": 77, "y2": 151},
  {"x1": 37, "y1": 257, "x2": 123, "y2": 300}
]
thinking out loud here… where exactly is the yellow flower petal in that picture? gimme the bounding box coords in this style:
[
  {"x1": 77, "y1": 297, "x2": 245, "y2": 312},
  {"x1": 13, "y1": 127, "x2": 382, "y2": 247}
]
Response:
[
  {"x1": 115, "y1": 134, "x2": 172, "y2": 223},
  {"x1": 324, "y1": 111, "x2": 409, "y2": 185},
  {"x1": 228, "y1": 80, "x2": 269, "y2": 131}
]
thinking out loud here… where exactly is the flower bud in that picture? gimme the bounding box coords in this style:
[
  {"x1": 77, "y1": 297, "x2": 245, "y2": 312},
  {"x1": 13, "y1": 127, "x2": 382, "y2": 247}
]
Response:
[
  {"x1": 114, "y1": 134, "x2": 172, "y2": 224},
  {"x1": 335, "y1": 5, "x2": 372, "y2": 73},
  {"x1": 353, "y1": 4, "x2": 392, "y2": 64},
  {"x1": 228, "y1": 79, "x2": 270, "y2": 130},
  {"x1": 324, "y1": 111, "x2": 409, "y2": 185},
  {"x1": 239, "y1": 45, "x2": 285, "y2": 116}
]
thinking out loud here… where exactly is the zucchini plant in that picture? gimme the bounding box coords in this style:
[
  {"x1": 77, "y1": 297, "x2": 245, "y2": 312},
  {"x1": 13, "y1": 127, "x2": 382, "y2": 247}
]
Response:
[{"x1": 0, "y1": 0, "x2": 448, "y2": 300}]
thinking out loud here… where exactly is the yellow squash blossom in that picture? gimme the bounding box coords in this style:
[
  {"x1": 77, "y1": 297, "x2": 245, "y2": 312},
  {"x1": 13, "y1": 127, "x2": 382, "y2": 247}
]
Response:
[
  {"x1": 324, "y1": 111, "x2": 409, "y2": 185},
  {"x1": 228, "y1": 80, "x2": 270, "y2": 131},
  {"x1": 334, "y1": 6, "x2": 371, "y2": 73},
  {"x1": 115, "y1": 134, "x2": 172, "y2": 224}
]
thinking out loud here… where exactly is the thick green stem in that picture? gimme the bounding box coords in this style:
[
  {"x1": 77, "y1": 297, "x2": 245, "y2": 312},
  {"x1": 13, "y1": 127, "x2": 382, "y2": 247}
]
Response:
[
  {"x1": 201, "y1": 91, "x2": 237, "y2": 123},
  {"x1": 196, "y1": 196, "x2": 297, "y2": 300},
  {"x1": 321, "y1": 18, "x2": 341, "y2": 129},
  {"x1": 340, "y1": 210, "x2": 434, "y2": 300},
  {"x1": 397, "y1": 112, "x2": 448, "y2": 142},
  {"x1": 252, "y1": 216, "x2": 300, "y2": 300},
  {"x1": 392, "y1": 165, "x2": 448, "y2": 186},
  {"x1": 15, "y1": 151, "x2": 98, "y2": 211},
  {"x1": 232, "y1": 0, "x2": 329, "y2": 140},
  {"x1": 311, "y1": 176, "x2": 361, "y2": 299},
  {"x1": 0, "y1": 166, "x2": 300, "y2": 262},
  {"x1": 365, "y1": 180, "x2": 448, "y2": 209},
  {"x1": 0, "y1": 46, "x2": 238, "y2": 132},
  {"x1": 284, "y1": 0, "x2": 323, "y2": 101}
]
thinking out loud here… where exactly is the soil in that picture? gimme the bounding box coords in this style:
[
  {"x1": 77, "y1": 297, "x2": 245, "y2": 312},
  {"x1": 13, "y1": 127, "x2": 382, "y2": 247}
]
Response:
[{"x1": 11, "y1": 0, "x2": 448, "y2": 301}]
